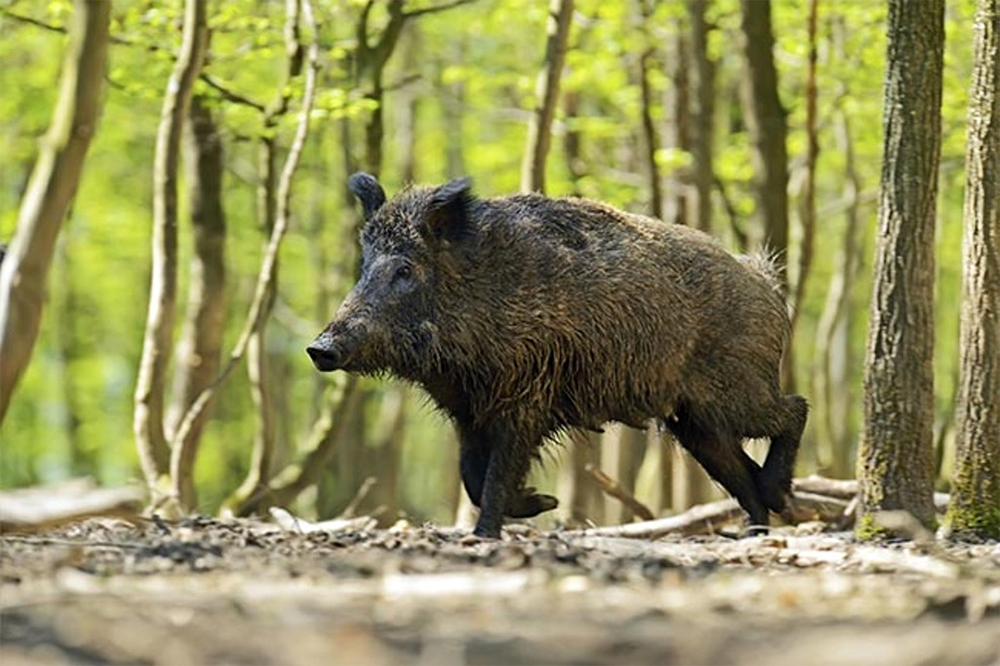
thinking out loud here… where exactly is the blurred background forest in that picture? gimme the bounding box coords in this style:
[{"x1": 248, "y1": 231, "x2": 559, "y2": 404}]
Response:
[{"x1": 0, "y1": 0, "x2": 981, "y2": 527}]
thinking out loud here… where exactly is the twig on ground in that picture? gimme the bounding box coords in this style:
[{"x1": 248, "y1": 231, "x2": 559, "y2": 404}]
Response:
[
  {"x1": 580, "y1": 498, "x2": 744, "y2": 539},
  {"x1": 340, "y1": 477, "x2": 377, "y2": 519},
  {"x1": 583, "y1": 463, "x2": 655, "y2": 521}
]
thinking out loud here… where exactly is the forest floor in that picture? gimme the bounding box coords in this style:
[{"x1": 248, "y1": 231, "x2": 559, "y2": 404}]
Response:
[{"x1": 1, "y1": 516, "x2": 999, "y2": 666}]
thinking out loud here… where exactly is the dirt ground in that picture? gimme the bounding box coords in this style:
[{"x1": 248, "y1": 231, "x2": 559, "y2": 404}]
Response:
[{"x1": 1, "y1": 516, "x2": 998, "y2": 666}]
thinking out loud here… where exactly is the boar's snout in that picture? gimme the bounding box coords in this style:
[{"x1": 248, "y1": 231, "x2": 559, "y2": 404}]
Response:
[{"x1": 306, "y1": 333, "x2": 350, "y2": 372}]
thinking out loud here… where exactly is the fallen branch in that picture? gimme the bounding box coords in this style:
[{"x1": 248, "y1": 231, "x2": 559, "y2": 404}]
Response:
[
  {"x1": 0, "y1": 480, "x2": 143, "y2": 534},
  {"x1": 584, "y1": 463, "x2": 655, "y2": 521},
  {"x1": 340, "y1": 477, "x2": 377, "y2": 519},
  {"x1": 269, "y1": 507, "x2": 376, "y2": 534},
  {"x1": 792, "y1": 476, "x2": 951, "y2": 512},
  {"x1": 580, "y1": 498, "x2": 744, "y2": 539}
]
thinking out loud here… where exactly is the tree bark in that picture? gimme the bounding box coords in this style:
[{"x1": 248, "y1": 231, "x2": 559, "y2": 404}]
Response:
[
  {"x1": 686, "y1": 0, "x2": 714, "y2": 234},
  {"x1": 858, "y1": 0, "x2": 944, "y2": 535},
  {"x1": 813, "y1": 103, "x2": 861, "y2": 479},
  {"x1": 169, "y1": 0, "x2": 320, "y2": 513},
  {"x1": 134, "y1": 0, "x2": 209, "y2": 499},
  {"x1": 664, "y1": 28, "x2": 690, "y2": 227},
  {"x1": 739, "y1": 0, "x2": 792, "y2": 392},
  {"x1": 945, "y1": 0, "x2": 1000, "y2": 540},
  {"x1": 520, "y1": 0, "x2": 574, "y2": 194},
  {"x1": 739, "y1": 0, "x2": 789, "y2": 285},
  {"x1": 0, "y1": 0, "x2": 110, "y2": 423},
  {"x1": 791, "y1": 0, "x2": 819, "y2": 336},
  {"x1": 230, "y1": 0, "x2": 304, "y2": 514},
  {"x1": 166, "y1": 96, "x2": 227, "y2": 454},
  {"x1": 636, "y1": 0, "x2": 663, "y2": 221}
]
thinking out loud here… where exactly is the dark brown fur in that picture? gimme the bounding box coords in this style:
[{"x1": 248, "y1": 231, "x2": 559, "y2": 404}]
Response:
[{"x1": 308, "y1": 175, "x2": 808, "y2": 538}]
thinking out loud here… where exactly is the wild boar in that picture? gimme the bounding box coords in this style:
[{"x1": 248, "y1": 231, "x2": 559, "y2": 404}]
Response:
[{"x1": 308, "y1": 174, "x2": 807, "y2": 538}]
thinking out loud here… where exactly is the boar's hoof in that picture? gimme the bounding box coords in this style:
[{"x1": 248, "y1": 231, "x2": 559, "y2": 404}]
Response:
[{"x1": 505, "y1": 489, "x2": 559, "y2": 518}]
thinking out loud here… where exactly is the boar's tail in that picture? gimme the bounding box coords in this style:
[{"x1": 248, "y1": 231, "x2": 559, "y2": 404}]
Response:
[{"x1": 738, "y1": 249, "x2": 786, "y2": 298}]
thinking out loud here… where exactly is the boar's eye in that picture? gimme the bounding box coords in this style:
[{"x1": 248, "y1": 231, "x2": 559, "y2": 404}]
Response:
[{"x1": 395, "y1": 264, "x2": 413, "y2": 281}]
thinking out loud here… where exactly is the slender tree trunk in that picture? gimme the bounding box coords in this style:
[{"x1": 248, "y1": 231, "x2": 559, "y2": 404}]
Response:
[
  {"x1": 0, "y1": 0, "x2": 110, "y2": 423},
  {"x1": 739, "y1": 0, "x2": 792, "y2": 392},
  {"x1": 169, "y1": 0, "x2": 320, "y2": 513},
  {"x1": 562, "y1": 90, "x2": 586, "y2": 196},
  {"x1": 739, "y1": 0, "x2": 789, "y2": 283},
  {"x1": 636, "y1": 0, "x2": 663, "y2": 221},
  {"x1": 134, "y1": 0, "x2": 209, "y2": 500},
  {"x1": 54, "y1": 238, "x2": 90, "y2": 475},
  {"x1": 439, "y1": 38, "x2": 468, "y2": 180},
  {"x1": 520, "y1": 0, "x2": 574, "y2": 194},
  {"x1": 559, "y1": 430, "x2": 605, "y2": 527},
  {"x1": 858, "y1": 0, "x2": 944, "y2": 535},
  {"x1": 664, "y1": 28, "x2": 690, "y2": 227},
  {"x1": 167, "y1": 95, "x2": 227, "y2": 454},
  {"x1": 686, "y1": 0, "x2": 714, "y2": 234},
  {"x1": 399, "y1": 25, "x2": 421, "y2": 184},
  {"x1": 814, "y1": 103, "x2": 861, "y2": 479},
  {"x1": 945, "y1": 0, "x2": 1000, "y2": 540},
  {"x1": 791, "y1": 0, "x2": 819, "y2": 336},
  {"x1": 228, "y1": 0, "x2": 304, "y2": 512}
]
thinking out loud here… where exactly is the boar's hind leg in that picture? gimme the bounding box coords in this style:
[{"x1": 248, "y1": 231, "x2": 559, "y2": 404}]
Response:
[
  {"x1": 756, "y1": 395, "x2": 809, "y2": 514},
  {"x1": 668, "y1": 414, "x2": 770, "y2": 534}
]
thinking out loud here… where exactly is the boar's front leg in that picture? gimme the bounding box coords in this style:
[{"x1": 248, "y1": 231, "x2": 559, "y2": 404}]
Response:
[{"x1": 459, "y1": 422, "x2": 557, "y2": 537}]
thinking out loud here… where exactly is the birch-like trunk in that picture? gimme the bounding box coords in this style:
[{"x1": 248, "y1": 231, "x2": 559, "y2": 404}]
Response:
[
  {"x1": 0, "y1": 0, "x2": 110, "y2": 423},
  {"x1": 134, "y1": 0, "x2": 209, "y2": 499}
]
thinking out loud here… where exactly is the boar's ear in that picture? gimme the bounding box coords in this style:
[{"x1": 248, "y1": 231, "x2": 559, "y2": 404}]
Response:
[
  {"x1": 422, "y1": 177, "x2": 475, "y2": 244},
  {"x1": 347, "y1": 172, "x2": 386, "y2": 219}
]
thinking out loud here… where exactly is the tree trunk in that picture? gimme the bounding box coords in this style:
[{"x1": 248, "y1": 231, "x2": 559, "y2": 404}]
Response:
[
  {"x1": 169, "y1": 0, "x2": 319, "y2": 513},
  {"x1": 813, "y1": 103, "x2": 861, "y2": 479},
  {"x1": 54, "y1": 238, "x2": 90, "y2": 476},
  {"x1": 636, "y1": 0, "x2": 663, "y2": 221},
  {"x1": 134, "y1": 0, "x2": 209, "y2": 500},
  {"x1": 945, "y1": 0, "x2": 1000, "y2": 540},
  {"x1": 438, "y1": 37, "x2": 468, "y2": 180},
  {"x1": 520, "y1": 0, "x2": 574, "y2": 194},
  {"x1": 858, "y1": 0, "x2": 944, "y2": 535},
  {"x1": 686, "y1": 0, "x2": 714, "y2": 234},
  {"x1": 0, "y1": 0, "x2": 110, "y2": 423},
  {"x1": 791, "y1": 0, "x2": 819, "y2": 338},
  {"x1": 739, "y1": 0, "x2": 793, "y2": 392},
  {"x1": 739, "y1": 0, "x2": 789, "y2": 285},
  {"x1": 560, "y1": 430, "x2": 605, "y2": 527},
  {"x1": 664, "y1": 28, "x2": 690, "y2": 227},
  {"x1": 167, "y1": 95, "x2": 227, "y2": 455}
]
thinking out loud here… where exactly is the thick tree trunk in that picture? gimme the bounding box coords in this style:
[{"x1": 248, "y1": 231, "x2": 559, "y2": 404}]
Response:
[
  {"x1": 134, "y1": 0, "x2": 209, "y2": 499},
  {"x1": 858, "y1": 0, "x2": 944, "y2": 535},
  {"x1": 520, "y1": 0, "x2": 574, "y2": 194},
  {"x1": 945, "y1": 0, "x2": 1000, "y2": 540},
  {"x1": 0, "y1": 0, "x2": 110, "y2": 423},
  {"x1": 686, "y1": 0, "x2": 714, "y2": 234},
  {"x1": 167, "y1": 96, "x2": 227, "y2": 454}
]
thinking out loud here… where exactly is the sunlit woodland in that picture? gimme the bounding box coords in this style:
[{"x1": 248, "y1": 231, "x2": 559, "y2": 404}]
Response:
[{"x1": 0, "y1": 0, "x2": 996, "y2": 539}]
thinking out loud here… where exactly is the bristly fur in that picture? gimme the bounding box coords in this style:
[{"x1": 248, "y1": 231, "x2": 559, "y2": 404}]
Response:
[{"x1": 310, "y1": 175, "x2": 809, "y2": 537}]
